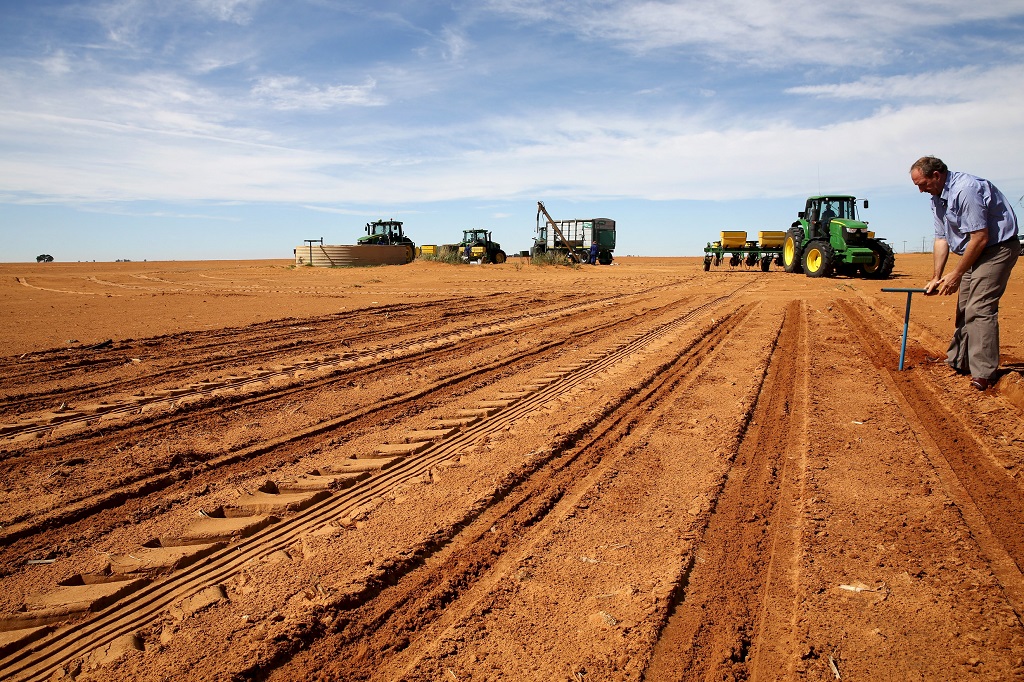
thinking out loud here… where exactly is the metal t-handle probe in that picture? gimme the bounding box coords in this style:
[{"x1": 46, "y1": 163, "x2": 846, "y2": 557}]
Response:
[{"x1": 881, "y1": 288, "x2": 929, "y2": 370}]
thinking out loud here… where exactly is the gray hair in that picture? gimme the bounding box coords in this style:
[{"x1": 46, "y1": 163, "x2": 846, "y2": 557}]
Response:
[{"x1": 910, "y1": 156, "x2": 947, "y2": 176}]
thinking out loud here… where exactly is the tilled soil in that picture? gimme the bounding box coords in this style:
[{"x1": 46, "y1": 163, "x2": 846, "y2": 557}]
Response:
[{"x1": 0, "y1": 255, "x2": 1022, "y2": 681}]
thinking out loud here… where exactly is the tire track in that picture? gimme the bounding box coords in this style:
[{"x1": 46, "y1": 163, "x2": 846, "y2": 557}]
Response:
[
  {"x1": 254, "y1": 304, "x2": 761, "y2": 681},
  {"x1": 643, "y1": 299, "x2": 803, "y2": 680},
  {"x1": 0, "y1": 288, "x2": 700, "y2": 558},
  {"x1": 836, "y1": 298, "x2": 1024, "y2": 616},
  {"x1": 0, "y1": 291, "x2": 748, "y2": 681},
  {"x1": 0, "y1": 287, "x2": 675, "y2": 430}
]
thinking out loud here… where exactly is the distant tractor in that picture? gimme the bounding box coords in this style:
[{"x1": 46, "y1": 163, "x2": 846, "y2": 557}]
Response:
[
  {"x1": 358, "y1": 219, "x2": 415, "y2": 262},
  {"x1": 782, "y1": 196, "x2": 894, "y2": 278},
  {"x1": 441, "y1": 229, "x2": 507, "y2": 263}
]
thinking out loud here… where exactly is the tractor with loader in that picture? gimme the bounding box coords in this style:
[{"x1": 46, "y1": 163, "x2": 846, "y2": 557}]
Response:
[{"x1": 781, "y1": 195, "x2": 894, "y2": 278}]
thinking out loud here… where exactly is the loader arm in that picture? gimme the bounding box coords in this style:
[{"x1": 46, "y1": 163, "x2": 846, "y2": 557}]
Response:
[{"x1": 537, "y1": 201, "x2": 581, "y2": 262}]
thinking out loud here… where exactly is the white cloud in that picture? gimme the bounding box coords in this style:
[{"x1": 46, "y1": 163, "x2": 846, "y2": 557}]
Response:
[
  {"x1": 3, "y1": 72, "x2": 1021, "y2": 209},
  {"x1": 193, "y1": 0, "x2": 262, "y2": 24},
  {"x1": 481, "y1": 0, "x2": 1024, "y2": 66},
  {"x1": 786, "y1": 64, "x2": 1024, "y2": 102},
  {"x1": 251, "y1": 76, "x2": 386, "y2": 110},
  {"x1": 2, "y1": 2, "x2": 1022, "y2": 215},
  {"x1": 40, "y1": 50, "x2": 73, "y2": 76},
  {"x1": 440, "y1": 25, "x2": 469, "y2": 61}
]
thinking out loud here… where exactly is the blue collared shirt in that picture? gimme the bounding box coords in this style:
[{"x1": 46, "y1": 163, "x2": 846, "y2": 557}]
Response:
[{"x1": 932, "y1": 170, "x2": 1019, "y2": 255}]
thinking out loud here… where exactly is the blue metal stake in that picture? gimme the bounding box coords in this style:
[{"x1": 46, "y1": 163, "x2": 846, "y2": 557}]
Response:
[{"x1": 881, "y1": 288, "x2": 928, "y2": 370}]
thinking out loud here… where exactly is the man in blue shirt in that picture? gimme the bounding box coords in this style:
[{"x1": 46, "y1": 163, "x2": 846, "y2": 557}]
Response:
[{"x1": 910, "y1": 156, "x2": 1019, "y2": 390}]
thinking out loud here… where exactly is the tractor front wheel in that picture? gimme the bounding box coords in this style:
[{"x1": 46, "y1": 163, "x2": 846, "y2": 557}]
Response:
[
  {"x1": 493, "y1": 250, "x2": 507, "y2": 264},
  {"x1": 783, "y1": 227, "x2": 804, "y2": 273},
  {"x1": 860, "y1": 240, "x2": 895, "y2": 279},
  {"x1": 802, "y1": 240, "x2": 835, "y2": 277}
]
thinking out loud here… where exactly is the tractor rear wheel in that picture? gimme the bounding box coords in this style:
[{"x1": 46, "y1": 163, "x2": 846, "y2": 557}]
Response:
[
  {"x1": 783, "y1": 227, "x2": 804, "y2": 273},
  {"x1": 802, "y1": 240, "x2": 835, "y2": 277},
  {"x1": 860, "y1": 240, "x2": 895, "y2": 279}
]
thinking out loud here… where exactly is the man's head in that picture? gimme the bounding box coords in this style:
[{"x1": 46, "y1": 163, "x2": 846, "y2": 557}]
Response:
[{"x1": 910, "y1": 156, "x2": 948, "y2": 196}]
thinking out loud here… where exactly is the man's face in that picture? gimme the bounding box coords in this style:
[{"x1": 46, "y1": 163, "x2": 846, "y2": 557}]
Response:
[{"x1": 911, "y1": 168, "x2": 944, "y2": 196}]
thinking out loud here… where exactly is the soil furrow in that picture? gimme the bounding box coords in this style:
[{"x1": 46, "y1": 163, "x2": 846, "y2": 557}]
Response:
[
  {"x1": 642, "y1": 300, "x2": 796, "y2": 680},
  {"x1": 0, "y1": 293, "x2": 745, "y2": 681}
]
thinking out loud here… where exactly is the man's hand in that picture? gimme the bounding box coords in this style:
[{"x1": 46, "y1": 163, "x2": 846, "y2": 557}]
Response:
[{"x1": 935, "y1": 272, "x2": 962, "y2": 295}]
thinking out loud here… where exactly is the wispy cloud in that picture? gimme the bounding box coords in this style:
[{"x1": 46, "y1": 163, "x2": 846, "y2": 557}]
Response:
[
  {"x1": 251, "y1": 76, "x2": 385, "y2": 110},
  {"x1": 786, "y1": 64, "x2": 1024, "y2": 102},
  {"x1": 480, "y1": 0, "x2": 1024, "y2": 67}
]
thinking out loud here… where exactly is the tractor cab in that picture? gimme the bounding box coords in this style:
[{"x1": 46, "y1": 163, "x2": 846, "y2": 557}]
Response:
[
  {"x1": 799, "y1": 196, "x2": 868, "y2": 240},
  {"x1": 447, "y1": 229, "x2": 506, "y2": 263},
  {"x1": 359, "y1": 219, "x2": 412, "y2": 246},
  {"x1": 461, "y1": 229, "x2": 490, "y2": 246}
]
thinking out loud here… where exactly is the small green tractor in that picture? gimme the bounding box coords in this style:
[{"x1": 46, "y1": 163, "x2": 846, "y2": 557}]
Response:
[
  {"x1": 441, "y1": 229, "x2": 507, "y2": 264},
  {"x1": 782, "y1": 196, "x2": 894, "y2": 278}
]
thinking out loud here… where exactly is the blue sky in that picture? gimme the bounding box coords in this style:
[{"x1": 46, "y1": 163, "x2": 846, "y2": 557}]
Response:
[{"x1": 1, "y1": 0, "x2": 1023, "y2": 261}]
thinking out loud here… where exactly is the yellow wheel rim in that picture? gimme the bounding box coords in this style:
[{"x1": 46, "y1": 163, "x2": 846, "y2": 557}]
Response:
[
  {"x1": 807, "y1": 248, "x2": 821, "y2": 272},
  {"x1": 784, "y1": 240, "x2": 794, "y2": 263}
]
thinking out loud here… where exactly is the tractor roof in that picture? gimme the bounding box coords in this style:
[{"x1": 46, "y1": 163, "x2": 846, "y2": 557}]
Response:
[{"x1": 808, "y1": 195, "x2": 856, "y2": 201}]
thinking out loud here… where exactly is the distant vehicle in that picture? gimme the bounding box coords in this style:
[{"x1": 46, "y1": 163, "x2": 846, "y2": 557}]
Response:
[
  {"x1": 441, "y1": 229, "x2": 507, "y2": 264},
  {"x1": 358, "y1": 219, "x2": 413, "y2": 246},
  {"x1": 533, "y1": 202, "x2": 615, "y2": 265},
  {"x1": 357, "y1": 219, "x2": 415, "y2": 262}
]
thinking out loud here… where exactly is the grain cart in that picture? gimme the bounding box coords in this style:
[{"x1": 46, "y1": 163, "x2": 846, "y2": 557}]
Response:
[
  {"x1": 781, "y1": 196, "x2": 894, "y2": 278},
  {"x1": 441, "y1": 229, "x2": 507, "y2": 263},
  {"x1": 533, "y1": 202, "x2": 615, "y2": 264},
  {"x1": 703, "y1": 231, "x2": 785, "y2": 271}
]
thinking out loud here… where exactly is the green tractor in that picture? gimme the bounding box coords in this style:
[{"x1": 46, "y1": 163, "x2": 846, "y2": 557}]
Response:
[
  {"x1": 357, "y1": 219, "x2": 415, "y2": 262},
  {"x1": 441, "y1": 229, "x2": 507, "y2": 264},
  {"x1": 782, "y1": 195, "x2": 895, "y2": 278}
]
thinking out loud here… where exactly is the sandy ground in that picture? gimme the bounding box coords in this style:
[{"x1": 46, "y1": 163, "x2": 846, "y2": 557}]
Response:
[{"x1": 0, "y1": 254, "x2": 1023, "y2": 681}]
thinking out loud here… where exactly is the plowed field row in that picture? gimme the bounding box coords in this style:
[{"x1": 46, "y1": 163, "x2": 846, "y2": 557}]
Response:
[
  {"x1": 2, "y1": 257, "x2": 1022, "y2": 681},
  {"x1": 0, "y1": 287, "x2": 705, "y2": 574},
  {"x1": 0, "y1": 283, "x2": 680, "y2": 416},
  {"x1": 0, "y1": 287, "x2": 749, "y2": 681}
]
